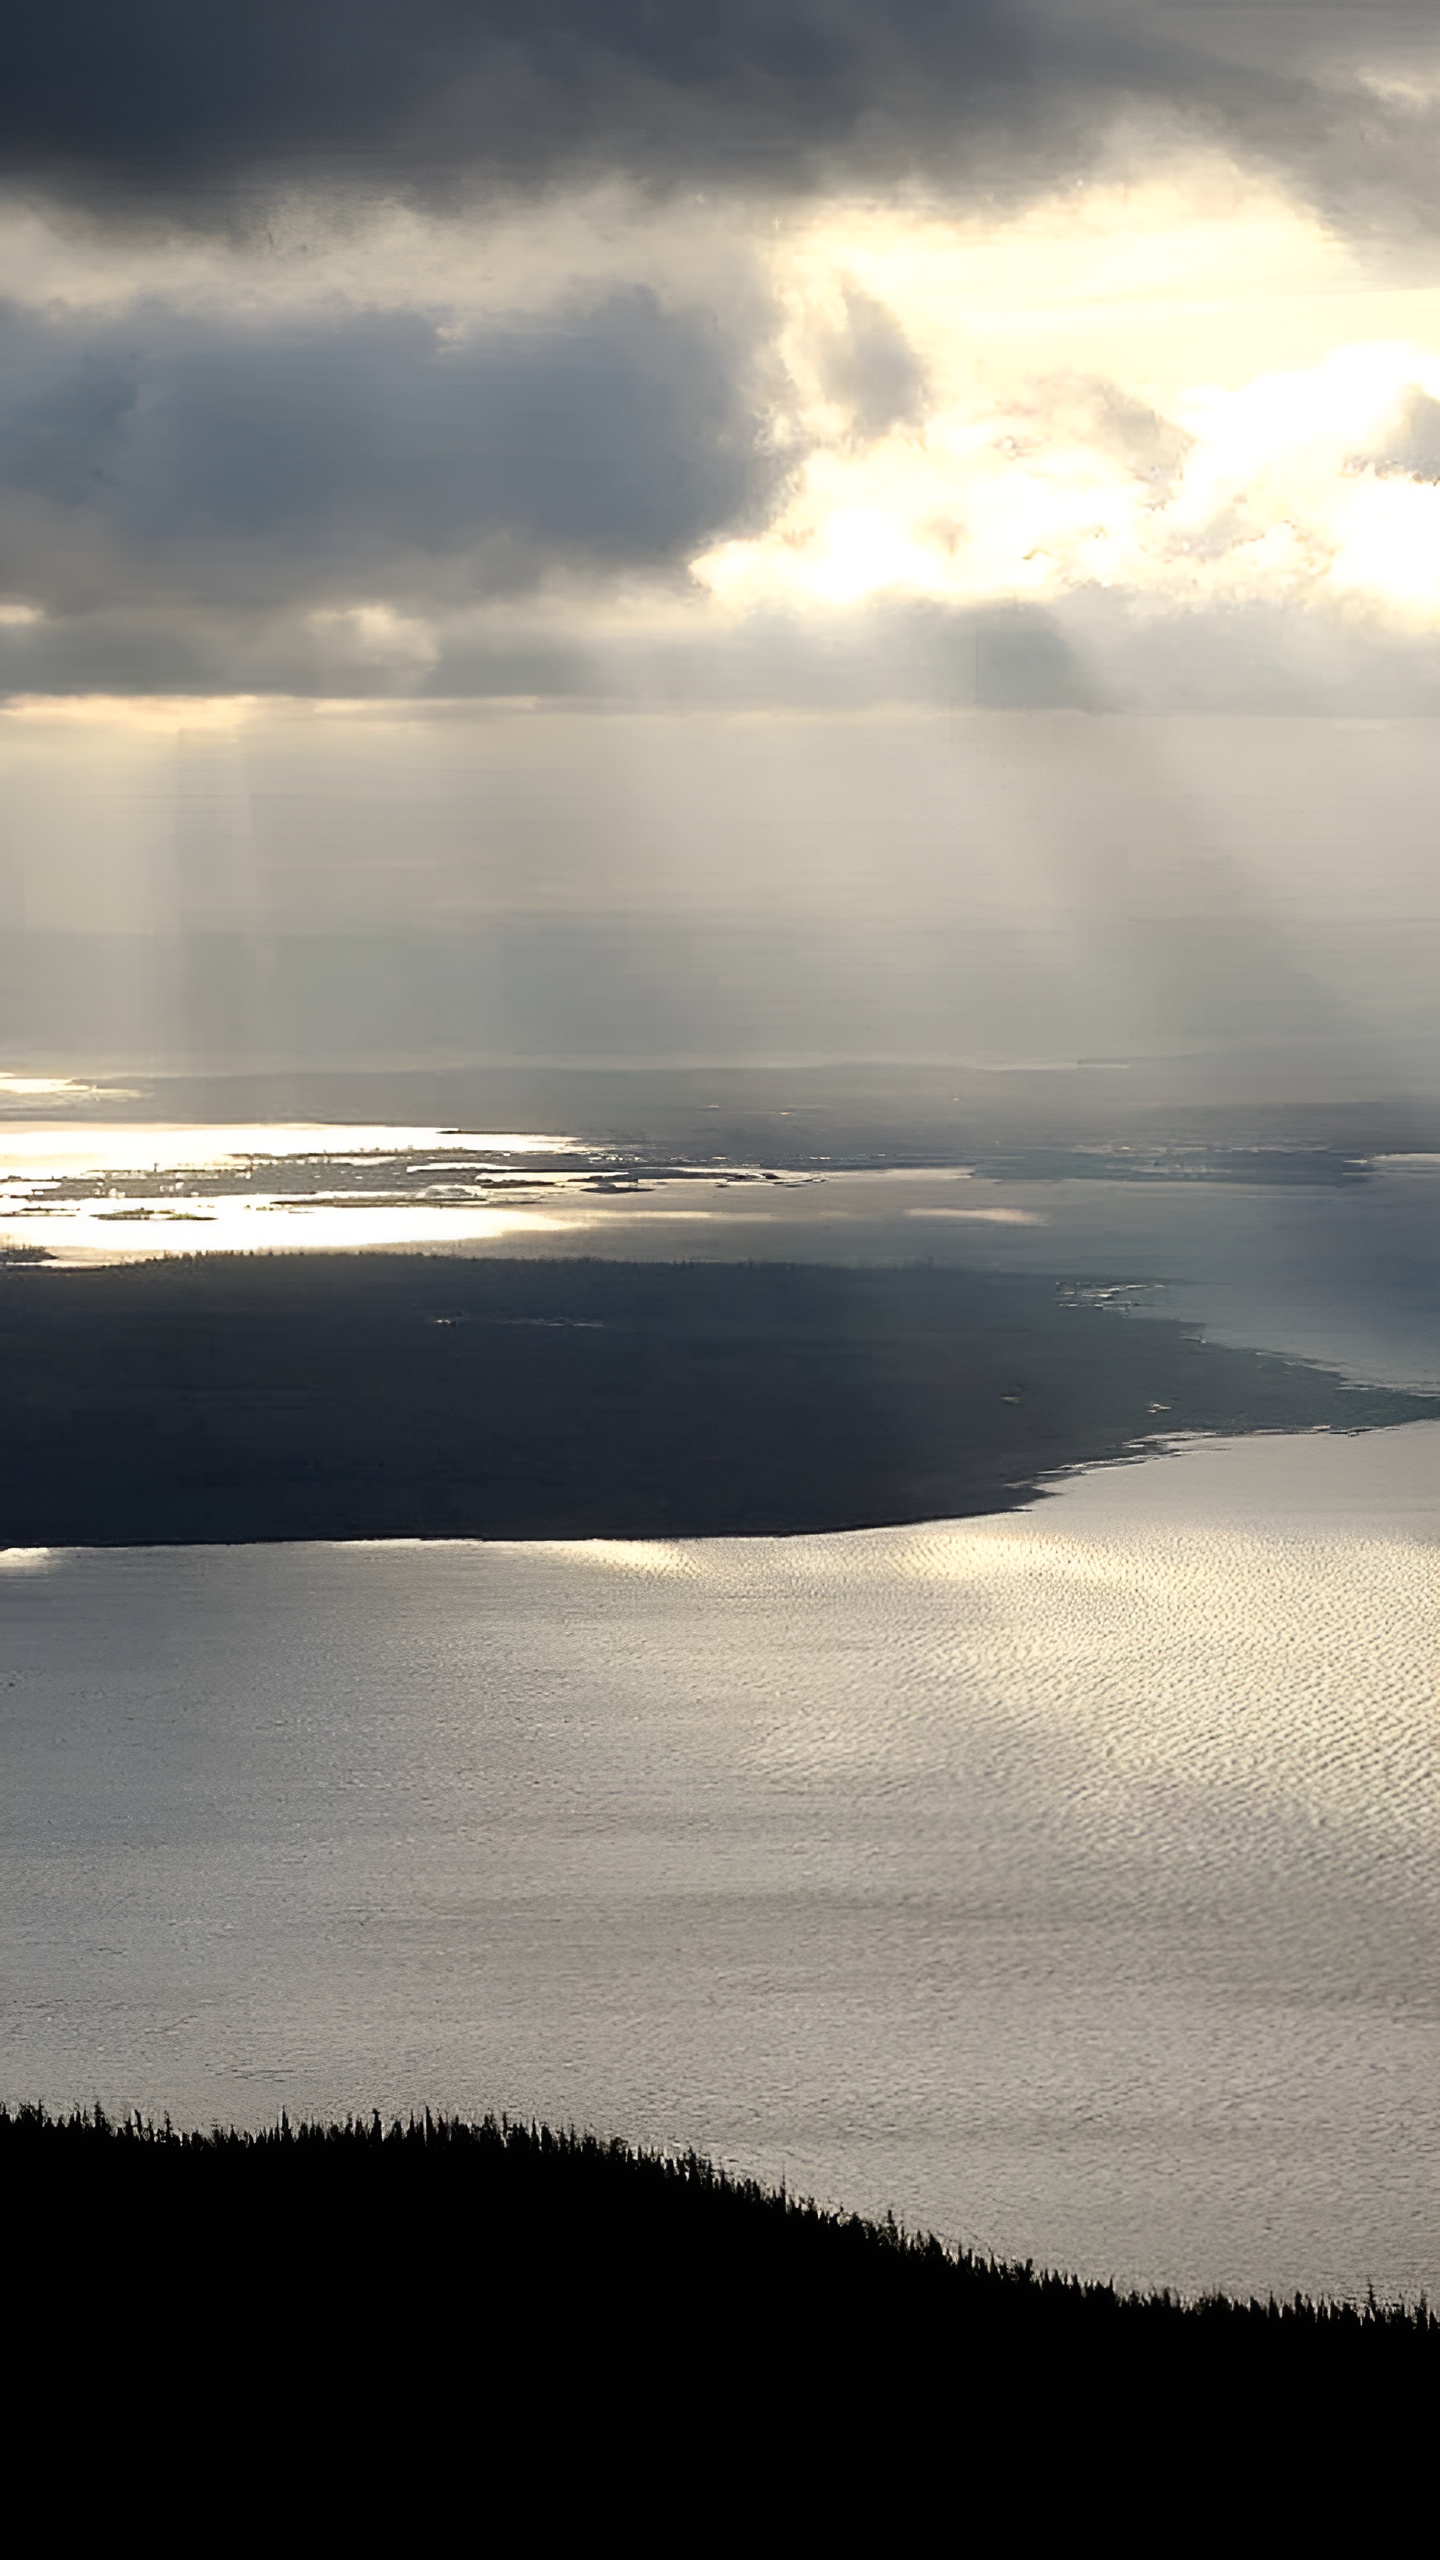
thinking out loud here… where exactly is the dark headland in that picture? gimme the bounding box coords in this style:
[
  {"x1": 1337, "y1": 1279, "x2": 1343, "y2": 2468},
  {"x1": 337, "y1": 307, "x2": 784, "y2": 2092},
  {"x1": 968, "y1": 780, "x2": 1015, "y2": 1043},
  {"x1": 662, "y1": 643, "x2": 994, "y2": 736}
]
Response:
[
  {"x1": 4, "y1": 2107, "x2": 1431, "y2": 2524},
  {"x1": 0, "y1": 1252, "x2": 1433, "y2": 1546}
]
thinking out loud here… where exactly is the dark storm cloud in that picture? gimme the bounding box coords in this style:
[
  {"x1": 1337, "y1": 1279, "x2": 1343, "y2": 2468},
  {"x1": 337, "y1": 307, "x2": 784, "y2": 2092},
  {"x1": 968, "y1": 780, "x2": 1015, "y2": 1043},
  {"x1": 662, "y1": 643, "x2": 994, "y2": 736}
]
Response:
[
  {"x1": 0, "y1": 287, "x2": 779, "y2": 616},
  {"x1": 0, "y1": 3, "x2": 1067, "y2": 202},
  {"x1": 4, "y1": 590, "x2": 1424, "y2": 714},
  {"x1": 6, "y1": 3, "x2": 1440, "y2": 233}
]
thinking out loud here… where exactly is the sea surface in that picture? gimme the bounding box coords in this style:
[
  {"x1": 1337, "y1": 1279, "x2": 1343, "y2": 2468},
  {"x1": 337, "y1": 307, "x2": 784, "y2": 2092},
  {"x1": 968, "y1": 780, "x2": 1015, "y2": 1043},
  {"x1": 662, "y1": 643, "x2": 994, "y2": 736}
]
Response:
[{"x1": 3, "y1": 1422, "x2": 1435, "y2": 2304}]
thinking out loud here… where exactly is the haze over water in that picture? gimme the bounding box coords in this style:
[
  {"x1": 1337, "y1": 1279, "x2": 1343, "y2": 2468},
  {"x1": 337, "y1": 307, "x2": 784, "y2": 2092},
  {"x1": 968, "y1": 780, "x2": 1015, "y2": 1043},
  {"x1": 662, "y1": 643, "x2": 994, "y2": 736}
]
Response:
[{"x1": 4, "y1": 1422, "x2": 1435, "y2": 2304}]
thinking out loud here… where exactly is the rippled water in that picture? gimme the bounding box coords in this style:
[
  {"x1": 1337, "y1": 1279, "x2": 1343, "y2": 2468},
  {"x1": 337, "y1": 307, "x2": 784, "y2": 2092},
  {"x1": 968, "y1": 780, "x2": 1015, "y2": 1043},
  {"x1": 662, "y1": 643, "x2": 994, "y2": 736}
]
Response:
[{"x1": 2, "y1": 1424, "x2": 1436, "y2": 2302}]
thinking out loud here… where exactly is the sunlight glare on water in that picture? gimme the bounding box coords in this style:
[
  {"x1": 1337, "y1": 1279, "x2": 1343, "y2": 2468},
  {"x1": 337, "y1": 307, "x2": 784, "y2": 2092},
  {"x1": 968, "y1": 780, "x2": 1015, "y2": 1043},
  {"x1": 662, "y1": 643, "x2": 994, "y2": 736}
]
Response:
[
  {"x1": 1, "y1": 1424, "x2": 1435, "y2": 2303},
  {"x1": 0, "y1": 1122, "x2": 594, "y2": 1255}
]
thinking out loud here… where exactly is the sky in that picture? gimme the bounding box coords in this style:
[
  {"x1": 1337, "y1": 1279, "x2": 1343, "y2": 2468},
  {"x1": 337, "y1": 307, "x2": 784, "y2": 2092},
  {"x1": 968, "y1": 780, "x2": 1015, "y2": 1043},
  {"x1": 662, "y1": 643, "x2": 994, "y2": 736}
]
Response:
[{"x1": 2, "y1": 4, "x2": 1439, "y2": 1084}]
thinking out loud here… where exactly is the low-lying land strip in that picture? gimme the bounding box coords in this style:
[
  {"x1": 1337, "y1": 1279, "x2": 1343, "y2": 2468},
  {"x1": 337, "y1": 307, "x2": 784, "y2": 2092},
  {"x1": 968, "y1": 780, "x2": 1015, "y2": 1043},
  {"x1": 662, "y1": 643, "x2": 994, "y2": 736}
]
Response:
[{"x1": 1, "y1": 1253, "x2": 1431, "y2": 1545}]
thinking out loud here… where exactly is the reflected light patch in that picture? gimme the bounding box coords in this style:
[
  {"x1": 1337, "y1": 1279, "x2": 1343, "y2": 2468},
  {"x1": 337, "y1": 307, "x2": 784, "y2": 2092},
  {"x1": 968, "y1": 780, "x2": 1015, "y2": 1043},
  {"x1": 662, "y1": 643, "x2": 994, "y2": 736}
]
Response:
[
  {"x1": 0, "y1": 1075, "x2": 134, "y2": 1105},
  {"x1": 907, "y1": 1206, "x2": 1045, "y2": 1225},
  {"x1": 0, "y1": 1199, "x2": 586, "y2": 1258},
  {"x1": 0, "y1": 1123, "x2": 581, "y2": 1175},
  {"x1": 500, "y1": 1540, "x2": 703, "y2": 1576}
]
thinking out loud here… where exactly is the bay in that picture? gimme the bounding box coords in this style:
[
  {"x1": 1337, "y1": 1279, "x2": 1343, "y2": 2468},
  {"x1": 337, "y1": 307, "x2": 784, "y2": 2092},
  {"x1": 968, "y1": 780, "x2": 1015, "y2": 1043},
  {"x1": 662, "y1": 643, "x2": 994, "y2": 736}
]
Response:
[{"x1": 2, "y1": 1421, "x2": 1435, "y2": 2303}]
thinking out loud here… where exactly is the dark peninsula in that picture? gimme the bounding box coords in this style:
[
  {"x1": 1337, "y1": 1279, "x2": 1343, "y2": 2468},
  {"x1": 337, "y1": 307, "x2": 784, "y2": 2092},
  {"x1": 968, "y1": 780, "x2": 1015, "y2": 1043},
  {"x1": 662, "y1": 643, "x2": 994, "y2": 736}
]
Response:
[{"x1": 0, "y1": 1253, "x2": 1431, "y2": 1546}]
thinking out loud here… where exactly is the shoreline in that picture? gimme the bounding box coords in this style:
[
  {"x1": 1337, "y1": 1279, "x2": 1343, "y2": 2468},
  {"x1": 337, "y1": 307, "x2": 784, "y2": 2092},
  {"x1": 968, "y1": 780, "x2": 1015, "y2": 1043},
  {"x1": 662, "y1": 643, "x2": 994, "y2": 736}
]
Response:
[{"x1": 3, "y1": 1251, "x2": 1433, "y2": 1549}]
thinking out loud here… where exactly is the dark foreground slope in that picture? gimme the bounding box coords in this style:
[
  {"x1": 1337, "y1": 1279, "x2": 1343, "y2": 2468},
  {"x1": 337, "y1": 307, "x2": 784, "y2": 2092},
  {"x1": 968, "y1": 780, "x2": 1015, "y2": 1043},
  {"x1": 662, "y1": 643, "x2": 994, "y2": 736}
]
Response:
[
  {"x1": 3, "y1": 2110, "x2": 1431, "y2": 2525},
  {"x1": 0, "y1": 1254, "x2": 1431, "y2": 1543}
]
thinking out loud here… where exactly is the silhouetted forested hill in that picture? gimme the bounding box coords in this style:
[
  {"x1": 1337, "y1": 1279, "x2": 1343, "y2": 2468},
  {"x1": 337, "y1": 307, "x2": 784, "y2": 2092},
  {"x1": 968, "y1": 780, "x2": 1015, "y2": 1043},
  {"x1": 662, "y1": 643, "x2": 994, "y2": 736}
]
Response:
[{"x1": 2, "y1": 2107, "x2": 1430, "y2": 2527}]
